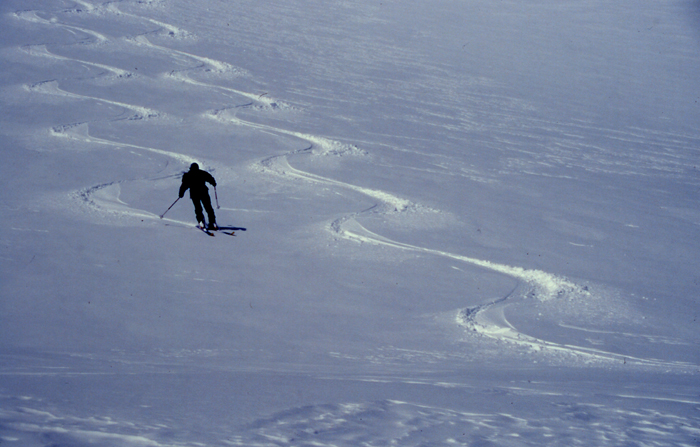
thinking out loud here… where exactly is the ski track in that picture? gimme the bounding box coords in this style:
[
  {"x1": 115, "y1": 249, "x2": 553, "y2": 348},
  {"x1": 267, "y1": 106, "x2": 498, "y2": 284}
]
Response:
[
  {"x1": 22, "y1": 44, "x2": 133, "y2": 78},
  {"x1": 18, "y1": 0, "x2": 693, "y2": 371},
  {"x1": 28, "y1": 80, "x2": 159, "y2": 120},
  {"x1": 51, "y1": 121, "x2": 195, "y2": 165},
  {"x1": 217, "y1": 110, "x2": 695, "y2": 371},
  {"x1": 14, "y1": 9, "x2": 109, "y2": 44},
  {"x1": 15, "y1": 0, "x2": 231, "y2": 220}
]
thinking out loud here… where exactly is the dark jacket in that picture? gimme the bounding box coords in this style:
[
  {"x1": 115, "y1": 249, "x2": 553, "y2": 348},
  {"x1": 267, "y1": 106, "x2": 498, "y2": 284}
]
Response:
[{"x1": 179, "y1": 167, "x2": 216, "y2": 199}]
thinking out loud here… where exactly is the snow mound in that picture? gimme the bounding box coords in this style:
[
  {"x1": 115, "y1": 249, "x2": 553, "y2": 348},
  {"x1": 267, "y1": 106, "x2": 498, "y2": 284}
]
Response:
[
  {"x1": 231, "y1": 400, "x2": 700, "y2": 447},
  {"x1": 2, "y1": 395, "x2": 697, "y2": 447}
]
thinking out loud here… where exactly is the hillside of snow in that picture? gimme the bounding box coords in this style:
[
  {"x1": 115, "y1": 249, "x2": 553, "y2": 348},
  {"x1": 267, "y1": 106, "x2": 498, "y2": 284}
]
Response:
[{"x1": 1, "y1": 0, "x2": 699, "y2": 445}]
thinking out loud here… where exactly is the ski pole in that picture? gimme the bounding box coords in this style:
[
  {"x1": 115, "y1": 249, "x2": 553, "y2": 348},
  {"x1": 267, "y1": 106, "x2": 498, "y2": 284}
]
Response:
[
  {"x1": 160, "y1": 197, "x2": 180, "y2": 219},
  {"x1": 214, "y1": 186, "x2": 220, "y2": 209}
]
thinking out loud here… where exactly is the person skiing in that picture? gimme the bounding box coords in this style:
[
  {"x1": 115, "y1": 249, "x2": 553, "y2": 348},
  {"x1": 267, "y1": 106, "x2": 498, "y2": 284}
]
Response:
[{"x1": 179, "y1": 163, "x2": 218, "y2": 230}]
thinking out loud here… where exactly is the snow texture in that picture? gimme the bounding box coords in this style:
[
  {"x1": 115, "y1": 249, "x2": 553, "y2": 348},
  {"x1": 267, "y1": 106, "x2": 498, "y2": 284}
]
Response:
[{"x1": 1, "y1": 0, "x2": 699, "y2": 445}]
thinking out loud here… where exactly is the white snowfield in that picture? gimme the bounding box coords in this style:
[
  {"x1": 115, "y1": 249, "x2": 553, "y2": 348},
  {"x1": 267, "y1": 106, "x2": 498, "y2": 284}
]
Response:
[{"x1": 1, "y1": 0, "x2": 699, "y2": 446}]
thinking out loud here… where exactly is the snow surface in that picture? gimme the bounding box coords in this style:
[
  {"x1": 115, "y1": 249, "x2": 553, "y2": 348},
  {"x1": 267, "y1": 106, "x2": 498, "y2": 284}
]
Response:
[{"x1": 1, "y1": 0, "x2": 699, "y2": 445}]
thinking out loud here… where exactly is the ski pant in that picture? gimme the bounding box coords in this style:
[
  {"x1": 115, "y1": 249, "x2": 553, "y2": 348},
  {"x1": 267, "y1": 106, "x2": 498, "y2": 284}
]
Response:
[{"x1": 191, "y1": 193, "x2": 216, "y2": 225}]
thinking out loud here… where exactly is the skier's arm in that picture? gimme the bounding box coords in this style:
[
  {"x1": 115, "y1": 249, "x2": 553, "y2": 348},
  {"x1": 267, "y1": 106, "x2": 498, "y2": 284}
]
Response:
[
  {"x1": 178, "y1": 174, "x2": 189, "y2": 198},
  {"x1": 205, "y1": 172, "x2": 217, "y2": 187}
]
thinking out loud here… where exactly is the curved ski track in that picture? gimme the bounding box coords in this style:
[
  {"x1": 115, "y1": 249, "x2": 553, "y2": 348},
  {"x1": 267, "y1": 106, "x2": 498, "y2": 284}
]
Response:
[{"x1": 17, "y1": 0, "x2": 692, "y2": 372}]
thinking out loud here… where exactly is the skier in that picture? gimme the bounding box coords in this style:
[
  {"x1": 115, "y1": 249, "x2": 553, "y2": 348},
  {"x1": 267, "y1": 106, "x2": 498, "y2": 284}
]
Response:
[{"x1": 179, "y1": 163, "x2": 218, "y2": 230}]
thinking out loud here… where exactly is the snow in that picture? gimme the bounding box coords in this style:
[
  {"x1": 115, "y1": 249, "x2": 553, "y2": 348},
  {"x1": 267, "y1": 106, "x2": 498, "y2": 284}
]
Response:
[{"x1": 1, "y1": 0, "x2": 699, "y2": 445}]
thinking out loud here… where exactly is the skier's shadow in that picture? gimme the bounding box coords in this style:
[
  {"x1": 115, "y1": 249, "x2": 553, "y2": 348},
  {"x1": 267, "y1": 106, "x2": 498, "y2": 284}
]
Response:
[{"x1": 218, "y1": 226, "x2": 247, "y2": 231}]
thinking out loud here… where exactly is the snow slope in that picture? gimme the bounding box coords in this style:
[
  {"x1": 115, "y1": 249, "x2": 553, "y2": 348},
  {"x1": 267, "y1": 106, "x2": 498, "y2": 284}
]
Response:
[{"x1": 1, "y1": 0, "x2": 699, "y2": 445}]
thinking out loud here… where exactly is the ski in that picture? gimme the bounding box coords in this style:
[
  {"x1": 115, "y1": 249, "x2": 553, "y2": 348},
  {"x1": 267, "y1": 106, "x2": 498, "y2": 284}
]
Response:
[
  {"x1": 197, "y1": 224, "x2": 215, "y2": 237},
  {"x1": 180, "y1": 223, "x2": 242, "y2": 237}
]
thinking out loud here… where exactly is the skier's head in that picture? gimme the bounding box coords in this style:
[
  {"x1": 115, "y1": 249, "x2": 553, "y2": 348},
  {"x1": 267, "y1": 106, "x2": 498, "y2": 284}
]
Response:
[{"x1": 190, "y1": 163, "x2": 199, "y2": 171}]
